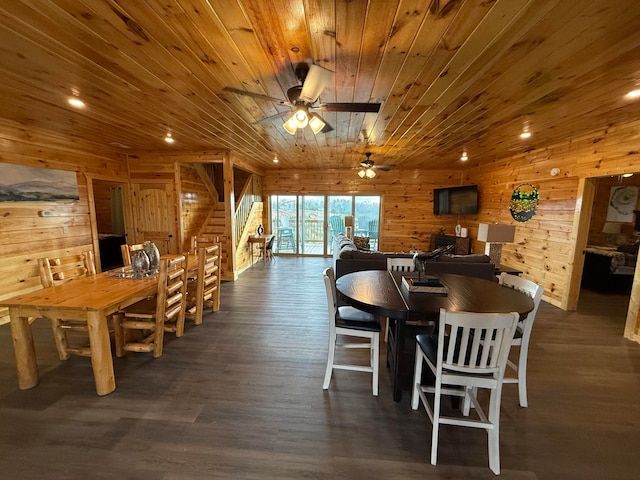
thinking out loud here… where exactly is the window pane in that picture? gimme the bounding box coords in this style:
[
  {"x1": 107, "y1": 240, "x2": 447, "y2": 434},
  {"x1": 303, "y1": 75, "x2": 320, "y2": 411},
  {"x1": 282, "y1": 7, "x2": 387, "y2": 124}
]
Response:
[{"x1": 354, "y1": 196, "x2": 380, "y2": 251}]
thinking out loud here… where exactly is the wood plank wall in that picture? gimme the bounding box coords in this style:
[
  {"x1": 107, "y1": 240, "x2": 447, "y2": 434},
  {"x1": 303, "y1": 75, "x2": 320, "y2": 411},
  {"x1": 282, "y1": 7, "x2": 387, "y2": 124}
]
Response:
[
  {"x1": 263, "y1": 169, "x2": 470, "y2": 253},
  {"x1": 0, "y1": 120, "x2": 128, "y2": 325},
  {"x1": 178, "y1": 163, "x2": 215, "y2": 252},
  {"x1": 468, "y1": 120, "x2": 640, "y2": 309}
]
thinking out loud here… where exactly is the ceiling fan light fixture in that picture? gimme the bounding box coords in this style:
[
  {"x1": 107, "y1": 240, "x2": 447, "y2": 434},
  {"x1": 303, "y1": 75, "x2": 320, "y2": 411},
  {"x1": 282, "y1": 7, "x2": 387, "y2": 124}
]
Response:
[
  {"x1": 358, "y1": 169, "x2": 366, "y2": 178},
  {"x1": 365, "y1": 168, "x2": 376, "y2": 179},
  {"x1": 283, "y1": 115, "x2": 297, "y2": 135},
  {"x1": 293, "y1": 107, "x2": 308, "y2": 129},
  {"x1": 308, "y1": 113, "x2": 326, "y2": 134}
]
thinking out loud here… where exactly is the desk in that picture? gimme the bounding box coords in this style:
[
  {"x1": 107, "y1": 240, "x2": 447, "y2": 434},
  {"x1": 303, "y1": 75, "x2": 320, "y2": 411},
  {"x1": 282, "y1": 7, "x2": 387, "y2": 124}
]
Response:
[
  {"x1": 0, "y1": 270, "x2": 159, "y2": 396},
  {"x1": 335, "y1": 270, "x2": 534, "y2": 401},
  {"x1": 248, "y1": 234, "x2": 274, "y2": 264}
]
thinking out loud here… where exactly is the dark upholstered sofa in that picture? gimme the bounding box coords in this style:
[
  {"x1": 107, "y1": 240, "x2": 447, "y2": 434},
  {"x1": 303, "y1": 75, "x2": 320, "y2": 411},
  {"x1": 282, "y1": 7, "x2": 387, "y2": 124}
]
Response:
[
  {"x1": 332, "y1": 233, "x2": 496, "y2": 280},
  {"x1": 332, "y1": 233, "x2": 413, "y2": 278}
]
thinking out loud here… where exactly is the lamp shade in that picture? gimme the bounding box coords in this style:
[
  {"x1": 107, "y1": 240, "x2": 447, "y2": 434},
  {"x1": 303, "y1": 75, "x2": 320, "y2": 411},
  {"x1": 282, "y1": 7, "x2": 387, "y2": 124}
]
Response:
[
  {"x1": 602, "y1": 222, "x2": 622, "y2": 234},
  {"x1": 344, "y1": 215, "x2": 354, "y2": 228},
  {"x1": 478, "y1": 223, "x2": 516, "y2": 243}
]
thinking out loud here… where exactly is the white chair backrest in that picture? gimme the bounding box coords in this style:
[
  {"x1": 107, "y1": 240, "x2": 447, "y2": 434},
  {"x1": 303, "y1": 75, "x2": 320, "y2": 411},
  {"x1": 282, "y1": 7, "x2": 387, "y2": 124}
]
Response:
[
  {"x1": 322, "y1": 267, "x2": 339, "y2": 339},
  {"x1": 498, "y1": 273, "x2": 544, "y2": 336},
  {"x1": 437, "y1": 308, "x2": 519, "y2": 378},
  {"x1": 387, "y1": 257, "x2": 414, "y2": 272}
]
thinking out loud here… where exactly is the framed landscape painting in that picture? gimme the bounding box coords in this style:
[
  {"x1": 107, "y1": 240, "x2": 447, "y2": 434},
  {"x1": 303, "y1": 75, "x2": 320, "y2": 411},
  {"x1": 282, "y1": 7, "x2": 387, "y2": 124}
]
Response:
[{"x1": 0, "y1": 163, "x2": 79, "y2": 202}]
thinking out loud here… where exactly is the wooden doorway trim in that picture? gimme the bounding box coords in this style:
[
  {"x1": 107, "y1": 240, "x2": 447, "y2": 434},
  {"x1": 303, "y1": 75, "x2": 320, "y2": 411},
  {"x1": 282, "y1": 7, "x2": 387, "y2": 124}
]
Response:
[{"x1": 564, "y1": 177, "x2": 596, "y2": 311}]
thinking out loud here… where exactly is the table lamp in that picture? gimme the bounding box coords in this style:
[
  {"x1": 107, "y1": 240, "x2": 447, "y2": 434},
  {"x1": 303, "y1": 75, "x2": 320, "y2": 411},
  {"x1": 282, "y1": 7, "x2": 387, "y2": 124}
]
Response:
[
  {"x1": 478, "y1": 223, "x2": 516, "y2": 265},
  {"x1": 344, "y1": 215, "x2": 354, "y2": 239},
  {"x1": 602, "y1": 222, "x2": 621, "y2": 244}
]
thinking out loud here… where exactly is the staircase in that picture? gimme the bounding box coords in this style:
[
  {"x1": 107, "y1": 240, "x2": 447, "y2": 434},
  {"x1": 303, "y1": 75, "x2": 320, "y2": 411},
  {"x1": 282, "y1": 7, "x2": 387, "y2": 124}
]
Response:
[{"x1": 199, "y1": 203, "x2": 230, "y2": 278}]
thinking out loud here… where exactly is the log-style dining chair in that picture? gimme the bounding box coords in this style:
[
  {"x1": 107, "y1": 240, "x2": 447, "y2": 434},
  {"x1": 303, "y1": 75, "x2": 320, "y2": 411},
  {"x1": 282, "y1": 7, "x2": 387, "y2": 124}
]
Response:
[
  {"x1": 497, "y1": 272, "x2": 544, "y2": 407},
  {"x1": 322, "y1": 266, "x2": 381, "y2": 396},
  {"x1": 120, "y1": 241, "x2": 149, "y2": 266},
  {"x1": 113, "y1": 255, "x2": 188, "y2": 358},
  {"x1": 185, "y1": 243, "x2": 221, "y2": 326},
  {"x1": 411, "y1": 308, "x2": 519, "y2": 475},
  {"x1": 38, "y1": 251, "x2": 97, "y2": 359}
]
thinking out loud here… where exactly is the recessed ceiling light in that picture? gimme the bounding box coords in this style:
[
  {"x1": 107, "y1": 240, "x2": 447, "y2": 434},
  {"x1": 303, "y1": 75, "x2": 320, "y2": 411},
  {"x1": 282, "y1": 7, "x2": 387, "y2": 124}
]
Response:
[
  {"x1": 273, "y1": 156, "x2": 279, "y2": 163},
  {"x1": 520, "y1": 130, "x2": 532, "y2": 139},
  {"x1": 460, "y1": 150, "x2": 468, "y2": 161},
  {"x1": 68, "y1": 97, "x2": 85, "y2": 108},
  {"x1": 625, "y1": 89, "x2": 640, "y2": 99},
  {"x1": 164, "y1": 132, "x2": 174, "y2": 143}
]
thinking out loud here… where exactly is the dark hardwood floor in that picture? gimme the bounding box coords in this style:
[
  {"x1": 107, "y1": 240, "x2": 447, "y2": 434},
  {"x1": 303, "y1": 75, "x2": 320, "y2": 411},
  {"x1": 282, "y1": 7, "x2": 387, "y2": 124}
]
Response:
[{"x1": 1, "y1": 257, "x2": 639, "y2": 479}]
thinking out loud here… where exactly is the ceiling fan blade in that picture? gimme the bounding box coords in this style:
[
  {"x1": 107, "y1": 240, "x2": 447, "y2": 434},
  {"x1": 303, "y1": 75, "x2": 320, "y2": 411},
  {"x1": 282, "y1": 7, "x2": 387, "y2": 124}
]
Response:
[
  {"x1": 254, "y1": 110, "x2": 292, "y2": 125},
  {"x1": 321, "y1": 121, "x2": 334, "y2": 133},
  {"x1": 317, "y1": 102, "x2": 381, "y2": 113},
  {"x1": 222, "y1": 86, "x2": 286, "y2": 104},
  {"x1": 374, "y1": 164, "x2": 396, "y2": 171},
  {"x1": 300, "y1": 64, "x2": 333, "y2": 103}
]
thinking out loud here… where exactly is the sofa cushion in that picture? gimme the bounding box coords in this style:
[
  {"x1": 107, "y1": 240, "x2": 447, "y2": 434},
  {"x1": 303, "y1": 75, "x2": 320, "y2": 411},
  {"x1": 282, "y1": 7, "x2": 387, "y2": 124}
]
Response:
[
  {"x1": 437, "y1": 253, "x2": 492, "y2": 263},
  {"x1": 339, "y1": 247, "x2": 389, "y2": 261},
  {"x1": 353, "y1": 236, "x2": 371, "y2": 251}
]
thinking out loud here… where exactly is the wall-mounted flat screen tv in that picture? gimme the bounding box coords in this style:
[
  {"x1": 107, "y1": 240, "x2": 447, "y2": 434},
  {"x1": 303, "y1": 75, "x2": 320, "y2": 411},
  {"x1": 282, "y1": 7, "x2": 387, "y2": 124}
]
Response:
[{"x1": 433, "y1": 185, "x2": 478, "y2": 215}]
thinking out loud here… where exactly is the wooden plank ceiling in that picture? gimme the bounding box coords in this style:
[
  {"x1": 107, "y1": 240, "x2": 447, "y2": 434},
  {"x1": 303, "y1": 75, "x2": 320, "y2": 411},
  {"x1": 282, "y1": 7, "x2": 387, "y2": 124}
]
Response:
[{"x1": 0, "y1": 0, "x2": 639, "y2": 172}]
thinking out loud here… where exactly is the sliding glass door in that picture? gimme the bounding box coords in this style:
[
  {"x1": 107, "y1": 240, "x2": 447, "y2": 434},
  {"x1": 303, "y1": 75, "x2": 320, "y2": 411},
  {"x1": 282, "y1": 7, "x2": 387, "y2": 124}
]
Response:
[{"x1": 269, "y1": 194, "x2": 380, "y2": 255}]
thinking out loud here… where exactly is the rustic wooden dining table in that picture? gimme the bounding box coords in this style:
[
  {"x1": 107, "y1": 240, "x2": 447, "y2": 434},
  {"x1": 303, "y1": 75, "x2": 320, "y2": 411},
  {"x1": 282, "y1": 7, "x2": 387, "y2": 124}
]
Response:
[
  {"x1": 0, "y1": 269, "x2": 160, "y2": 395},
  {"x1": 335, "y1": 270, "x2": 535, "y2": 401}
]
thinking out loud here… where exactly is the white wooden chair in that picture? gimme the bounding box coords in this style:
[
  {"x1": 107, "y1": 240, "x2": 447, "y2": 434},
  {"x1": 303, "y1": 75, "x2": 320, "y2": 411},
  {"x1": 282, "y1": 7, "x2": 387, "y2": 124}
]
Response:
[
  {"x1": 385, "y1": 257, "x2": 416, "y2": 342},
  {"x1": 411, "y1": 308, "x2": 519, "y2": 475},
  {"x1": 38, "y1": 251, "x2": 97, "y2": 359},
  {"x1": 322, "y1": 267, "x2": 381, "y2": 396},
  {"x1": 186, "y1": 243, "x2": 221, "y2": 325},
  {"x1": 113, "y1": 255, "x2": 188, "y2": 358},
  {"x1": 498, "y1": 272, "x2": 544, "y2": 407}
]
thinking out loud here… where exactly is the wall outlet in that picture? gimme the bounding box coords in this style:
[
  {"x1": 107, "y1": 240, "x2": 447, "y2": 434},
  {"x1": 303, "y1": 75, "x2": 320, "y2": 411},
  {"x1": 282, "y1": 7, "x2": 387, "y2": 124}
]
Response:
[{"x1": 62, "y1": 226, "x2": 68, "y2": 234}]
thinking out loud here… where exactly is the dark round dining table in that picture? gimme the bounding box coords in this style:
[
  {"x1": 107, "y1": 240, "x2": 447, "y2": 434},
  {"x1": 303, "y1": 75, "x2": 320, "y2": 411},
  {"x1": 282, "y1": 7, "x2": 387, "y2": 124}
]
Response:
[{"x1": 335, "y1": 270, "x2": 534, "y2": 401}]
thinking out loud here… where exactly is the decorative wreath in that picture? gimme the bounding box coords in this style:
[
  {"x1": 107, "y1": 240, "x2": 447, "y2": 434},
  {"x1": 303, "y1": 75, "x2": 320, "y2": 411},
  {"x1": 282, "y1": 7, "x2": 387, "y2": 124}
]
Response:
[{"x1": 510, "y1": 183, "x2": 539, "y2": 222}]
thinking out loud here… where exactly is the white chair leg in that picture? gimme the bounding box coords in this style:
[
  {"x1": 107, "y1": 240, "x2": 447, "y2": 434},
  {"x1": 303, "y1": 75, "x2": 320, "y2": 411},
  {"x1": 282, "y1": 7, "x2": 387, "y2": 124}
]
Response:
[
  {"x1": 430, "y1": 382, "x2": 442, "y2": 466},
  {"x1": 323, "y1": 332, "x2": 336, "y2": 389},
  {"x1": 487, "y1": 387, "x2": 502, "y2": 475},
  {"x1": 518, "y1": 345, "x2": 529, "y2": 408},
  {"x1": 411, "y1": 348, "x2": 424, "y2": 410},
  {"x1": 372, "y1": 332, "x2": 379, "y2": 396}
]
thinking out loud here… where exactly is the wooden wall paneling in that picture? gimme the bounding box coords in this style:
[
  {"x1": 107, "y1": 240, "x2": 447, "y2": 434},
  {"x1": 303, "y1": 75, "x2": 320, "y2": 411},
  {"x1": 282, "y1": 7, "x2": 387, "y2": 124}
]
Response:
[
  {"x1": 624, "y1": 259, "x2": 640, "y2": 341},
  {"x1": 178, "y1": 163, "x2": 216, "y2": 252},
  {"x1": 0, "y1": 129, "x2": 126, "y2": 324},
  {"x1": 263, "y1": 168, "x2": 468, "y2": 253}
]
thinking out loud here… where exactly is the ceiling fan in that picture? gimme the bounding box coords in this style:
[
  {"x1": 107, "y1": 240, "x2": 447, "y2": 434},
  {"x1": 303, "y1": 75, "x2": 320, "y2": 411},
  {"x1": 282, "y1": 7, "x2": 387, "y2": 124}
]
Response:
[
  {"x1": 357, "y1": 152, "x2": 396, "y2": 178},
  {"x1": 223, "y1": 63, "x2": 381, "y2": 134}
]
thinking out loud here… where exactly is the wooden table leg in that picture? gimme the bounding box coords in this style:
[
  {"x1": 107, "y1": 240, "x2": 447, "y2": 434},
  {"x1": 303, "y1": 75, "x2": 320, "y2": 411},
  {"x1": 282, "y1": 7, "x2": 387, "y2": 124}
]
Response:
[
  {"x1": 86, "y1": 310, "x2": 116, "y2": 396},
  {"x1": 9, "y1": 310, "x2": 39, "y2": 390}
]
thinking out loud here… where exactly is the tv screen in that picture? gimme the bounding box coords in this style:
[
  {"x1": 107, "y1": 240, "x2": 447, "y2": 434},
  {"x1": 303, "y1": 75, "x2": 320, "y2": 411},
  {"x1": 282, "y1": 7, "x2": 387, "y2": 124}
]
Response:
[{"x1": 433, "y1": 185, "x2": 478, "y2": 215}]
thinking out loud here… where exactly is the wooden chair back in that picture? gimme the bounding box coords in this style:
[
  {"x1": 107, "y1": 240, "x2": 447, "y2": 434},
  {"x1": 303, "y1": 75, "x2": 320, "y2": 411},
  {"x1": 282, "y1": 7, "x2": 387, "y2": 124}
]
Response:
[
  {"x1": 115, "y1": 254, "x2": 188, "y2": 358},
  {"x1": 121, "y1": 242, "x2": 149, "y2": 266},
  {"x1": 190, "y1": 235, "x2": 219, "y2": 254},
  {"x1": 387, "y1": 257, "x2": 414, "y2": 272},
  {"x1": 37, "y1": 251, "x2": 97, "y2": 359},
  {"x1": 38, "y1": 251, "x2": 96, "y2": 287},
  {"x1": 187, "y1": 243, "x2": 221, "y2": 325}
]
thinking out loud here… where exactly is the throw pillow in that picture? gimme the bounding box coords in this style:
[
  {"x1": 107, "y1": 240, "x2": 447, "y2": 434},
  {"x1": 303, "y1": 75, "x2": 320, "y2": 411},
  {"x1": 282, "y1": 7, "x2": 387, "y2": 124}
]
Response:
[{"x1": 353, "y1": 236, "x2": 370, "y2": 251}]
